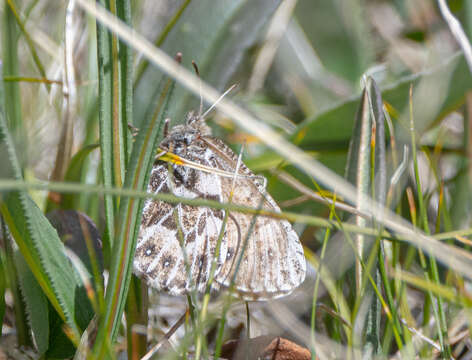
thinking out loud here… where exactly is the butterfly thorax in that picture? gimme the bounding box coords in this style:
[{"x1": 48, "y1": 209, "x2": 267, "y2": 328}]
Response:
[{"x1": 160, "y1": 112, "x2": 212, "y2": 155}]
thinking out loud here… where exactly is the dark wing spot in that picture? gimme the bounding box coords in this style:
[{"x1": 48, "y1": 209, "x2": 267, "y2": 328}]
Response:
[
  {"x1": 142, "y1": 202, "x2": 172, "y2": 227},
  {"x1": 161, "y1": 214, "x2": 177, "y2": 230},
  {"x1": 174, "y1": 279, "x2": 186, "y2": 291},
  {"x1": 159, "y1": 181, "x2": 170, "y2": 194},
  {"x1": 211, "y1": 208, "x2": 224, "y2": 220},
  {"x1": 226, "y1": 247, "x2": 234, "y2": 260},
  {"x1": 173, "y1": 168, "x2": 185, "y2": 184},
  {"x1": 205, "y1": 193, "x2": 220, "y2": 202},
  {"x1": 181, "y1": 204, "x2": 199, "y2": 231},
  {"x1": 162, "y1": 255, "x2": 175, "y2": 268},
  {"x1": 196, "y1": 253, "x2": 210, "y2": 270},
  {"x1": 186, "y1": 230, "x2": 196, "y2": 244},
  {"x1": 137, "y1": 243, "x2": 157, "y2": 259},
  {"x1": 197, "y1": 213, "x2": 207, "y2": 236},
  {"x1": 149, "y1": 167, "x2": 167, "y2": 192},
  {"x1": 186, "y1": 169, "x2": 198, "y2": 189}
]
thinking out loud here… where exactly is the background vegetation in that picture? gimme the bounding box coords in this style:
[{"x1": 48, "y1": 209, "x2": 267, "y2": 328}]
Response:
[{"x1": 1, "y1": 0, "x2": 472, "y2": 359}]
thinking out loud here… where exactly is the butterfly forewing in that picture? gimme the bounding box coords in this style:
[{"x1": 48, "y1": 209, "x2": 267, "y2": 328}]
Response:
[{"x1": 134, "y1": 117, "x2": 306, "y2": 300}]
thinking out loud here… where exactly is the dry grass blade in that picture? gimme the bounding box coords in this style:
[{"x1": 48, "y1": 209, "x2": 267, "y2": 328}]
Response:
[{"x1": 74, "y1": 0, "x2": 472, "y2": 284}]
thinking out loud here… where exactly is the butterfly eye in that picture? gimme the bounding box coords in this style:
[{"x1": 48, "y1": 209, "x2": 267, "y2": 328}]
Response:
[{"x1": 184, "y1": 134, "x2": 193, "y2": 146}]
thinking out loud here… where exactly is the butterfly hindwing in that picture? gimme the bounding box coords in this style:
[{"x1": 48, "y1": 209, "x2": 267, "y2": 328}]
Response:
[{"x1": 204, "y1": 139, "x2": 306, "y2": 299}]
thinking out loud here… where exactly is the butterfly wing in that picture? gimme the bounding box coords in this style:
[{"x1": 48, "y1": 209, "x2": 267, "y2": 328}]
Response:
[
  {"x1": 204, "y1": 138, "x2": 306, "y2": 299},
  {"x1": 134, "y1": 160, "x2": 230, "y2": 295},
  {"x1": 134, "y1": 132, "x2": 306, "y2": 300}
]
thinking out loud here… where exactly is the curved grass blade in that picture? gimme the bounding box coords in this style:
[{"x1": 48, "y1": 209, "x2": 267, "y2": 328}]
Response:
[{"x1": 0, "y1": 62, "x2": 93, "y2": 345}]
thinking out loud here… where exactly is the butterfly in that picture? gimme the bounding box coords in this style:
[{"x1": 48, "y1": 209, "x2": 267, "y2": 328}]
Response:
[{"x1": 133, "y1": 112, "x2": 306, "y2": 300}]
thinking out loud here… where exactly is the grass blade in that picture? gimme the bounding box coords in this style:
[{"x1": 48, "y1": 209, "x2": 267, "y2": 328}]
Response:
[
  {"x1": 93, "y1": 61, "x2": 177, "y2": 356},
  {"x1": 0, "y1": 56, "x2": 94, "y2": 346},
  {"x1": 96, "y1": 0, "x2": 118, "y2": 257},
  {"x1": 14, "y1": 251, "x2": 49, "y2": 355}
]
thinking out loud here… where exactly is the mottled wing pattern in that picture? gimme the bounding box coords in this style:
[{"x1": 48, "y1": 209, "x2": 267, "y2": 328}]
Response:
[
  {"x1": 134, "y1": 127, "x2": 306, "y2": 300},
  {"x1": 134, "y1": 159, "x2": 228, "y2": 295},
  {"x1": 203, "y1": 137, "x2": 306, "y2": 300}
]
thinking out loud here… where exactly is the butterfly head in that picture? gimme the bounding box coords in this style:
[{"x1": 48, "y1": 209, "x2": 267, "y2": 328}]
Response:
[
  {"x1": 185, "y1": 110, "x2": 212, "y2": 136},
  {"x1": 160, "y1": 111, "x2": 211, "y2": 153}
]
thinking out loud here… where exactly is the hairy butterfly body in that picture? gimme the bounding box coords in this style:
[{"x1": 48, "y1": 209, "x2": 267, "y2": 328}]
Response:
[{"x1": 133, "y1": 112, "x2": 306, "y2": 300}]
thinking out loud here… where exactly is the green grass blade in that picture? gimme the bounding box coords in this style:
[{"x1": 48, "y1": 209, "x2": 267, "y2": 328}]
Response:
[
  {"x1": 409, "y1": 87, "x2": 452, "y2": 358},
  {"x1": 345, "y1": 86, "x2": 371, "y2": 293},
  {"x1": 5, "y1": 0, "x2": 48, "y2": 92},
  {"x1": 14, "y1": 251, "x2": 49, "y2": 355},
  {"x1": 117, "y1": 0, "x2": 133, "y2": 164},
  {"x1": 97, "y1": 0, "x2": 118, "y2": 256},
  {"x1": 2, "y1": 0, "x2": 24, "y2": 146},
  {"x1": 0, "y1": 242, "x2": 5, "y2": 336},
  {"x1": 93, "y1": 69, "x2": 177, "y2": 356},
  {"x1": 0, "y1": 61, "x2": 94, "y2": 345},
  {"x1": 2, "y1": 220, "x2": 31, "y2": 347}
]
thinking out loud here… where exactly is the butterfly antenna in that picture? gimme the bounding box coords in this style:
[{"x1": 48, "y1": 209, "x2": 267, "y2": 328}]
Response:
[
  {"x1": 191, "y1": 60, "x2": 204, "y2": 119},
  {"x1": 201, "y1": 83, "x2": 238, "y2": 120}
]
